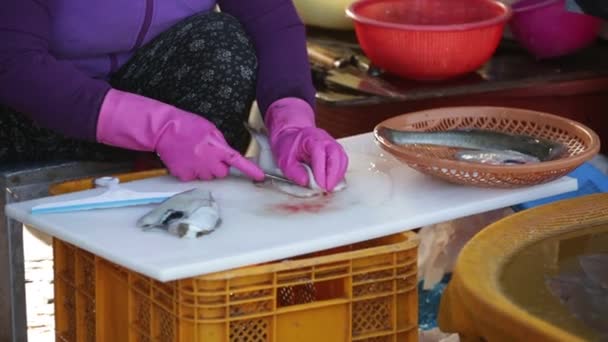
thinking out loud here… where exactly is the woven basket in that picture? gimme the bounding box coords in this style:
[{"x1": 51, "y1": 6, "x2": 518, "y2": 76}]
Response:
[{"x1": 373, "y1": 106, "x2": 601, "y2": 188}]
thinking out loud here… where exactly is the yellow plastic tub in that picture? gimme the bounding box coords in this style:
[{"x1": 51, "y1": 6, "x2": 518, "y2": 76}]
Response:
[{"x1": 438, "y1": 193, "x2": 608, "y2": 342}]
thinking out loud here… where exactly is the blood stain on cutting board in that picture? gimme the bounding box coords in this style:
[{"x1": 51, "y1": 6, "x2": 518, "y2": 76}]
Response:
[{"x1": 265, "y1": 195, "x2": 340, "y2": 215}]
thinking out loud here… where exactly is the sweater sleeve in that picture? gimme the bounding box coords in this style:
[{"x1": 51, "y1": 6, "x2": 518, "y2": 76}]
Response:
[
  {"x1": 217, "y1": 0, "x2": 317, "y2": 115},
  {"x1": 0, "y1": 0, "x2": 111, "y2": 141}
]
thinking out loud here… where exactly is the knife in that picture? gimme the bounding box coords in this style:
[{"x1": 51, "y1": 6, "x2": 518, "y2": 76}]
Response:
[
  {"x1": 228, "y1": 166, "x2": 299, "y2": 186},
  {"x1": 307, "y1": 41, "x2": 384, "y2": 76},
  {"x1": 312, "y1": 64, "x2": 408, "y2": 99},
  {"x1": 306, "y1": 41, "x2": 352, "y2": 69}
]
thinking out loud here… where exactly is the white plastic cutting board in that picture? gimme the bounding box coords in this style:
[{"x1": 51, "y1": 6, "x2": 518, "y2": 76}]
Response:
[{"x1": 5, "y1": 132, "x2": 578, "y2": 282}]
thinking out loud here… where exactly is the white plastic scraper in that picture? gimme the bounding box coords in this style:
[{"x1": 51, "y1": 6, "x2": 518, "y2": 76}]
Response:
[{"x1": 30, "y1": 177, "x2": 181, "y2": 214}]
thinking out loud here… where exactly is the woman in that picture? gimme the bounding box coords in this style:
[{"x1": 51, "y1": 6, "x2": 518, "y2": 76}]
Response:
[{"x1": 0, "y1": 0, "x2": 348, "y2": 191}]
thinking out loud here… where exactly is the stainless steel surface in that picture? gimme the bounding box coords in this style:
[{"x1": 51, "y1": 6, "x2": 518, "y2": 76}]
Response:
[{"x1": 0, "y1": 160, "x2": 132, "y2": 342}]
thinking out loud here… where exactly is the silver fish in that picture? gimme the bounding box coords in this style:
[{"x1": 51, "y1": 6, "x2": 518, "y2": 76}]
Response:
[
  {"x1": 137, "y1": 188, "x2": 221, "y2": 238},
  {"x1": 375, "y1": 126, "x2": 566, "y2": 162},
  {"x1": 455, "y1": 149, "x2": 541, "y2": 165},
  {"x1": 236, "y1": 123, "x2": 347, "y2": 198}
]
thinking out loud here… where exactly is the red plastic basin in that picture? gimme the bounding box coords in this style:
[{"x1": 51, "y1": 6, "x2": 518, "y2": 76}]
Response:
[{"x1": 346, "y1": 0, "x2": 512, "y2": 80}]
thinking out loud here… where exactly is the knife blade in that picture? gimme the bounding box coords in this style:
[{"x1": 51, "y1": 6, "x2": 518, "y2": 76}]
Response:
[
  {"x1": 228, "y1": 166, "x2": 299, "y2": 186},
  {"x1": 307, "y1": 41, "x2": 352, "y2": 69},
  {"x1": 314, "y1": 64, "x2": 409, "y2": 99},
  {"x1": 307, "y1": 40, "x2": 384, "y2": 76}
]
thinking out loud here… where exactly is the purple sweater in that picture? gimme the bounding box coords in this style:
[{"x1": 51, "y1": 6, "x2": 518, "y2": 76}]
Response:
[{"x1": 0, "y1": 0, "x2": 316, "y2": 141}]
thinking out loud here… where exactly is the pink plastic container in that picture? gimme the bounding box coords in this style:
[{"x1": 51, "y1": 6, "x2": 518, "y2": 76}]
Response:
[
  {"x1": 346, "y1": 0, "x2": 511, "y2": 81},
  {"x1": 509, "y1": 0, "x2": 602, "y2": 59}
]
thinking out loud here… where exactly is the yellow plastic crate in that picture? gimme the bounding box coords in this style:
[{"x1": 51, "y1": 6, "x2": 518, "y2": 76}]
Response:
[{"x1": 49, "y1": 170, "x2": 420, "y2": 342}]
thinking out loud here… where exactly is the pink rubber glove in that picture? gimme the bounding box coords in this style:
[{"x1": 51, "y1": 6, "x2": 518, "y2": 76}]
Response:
[
  {"x1": 97, "y1": 89, "x2": 264, "y2": 182},
  {"x1": 265, "y1": 97, "x2": 348, "y2": 191}
]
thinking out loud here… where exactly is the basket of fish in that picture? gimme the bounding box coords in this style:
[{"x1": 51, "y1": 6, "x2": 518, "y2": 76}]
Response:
[{"x1": 373, "y1": 106, "x2": 601, "y2": 188}]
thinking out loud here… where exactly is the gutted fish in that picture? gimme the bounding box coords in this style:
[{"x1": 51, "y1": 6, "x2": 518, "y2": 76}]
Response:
[
  {"x1": 261, "y1": 163, "x2": 347, "y2": 198},
  {"x1": 455, "y1": 149, "x2": 541, "y2": 165},
  {"x1": 376, "y1": 126, "x2": 566, "y2": 162},
  {"x1": 137, "y1": 188, "x2": 221, "y2": 238},
  {"x1": 237, "y1": 122, "x2": 347, "y2": 198}
]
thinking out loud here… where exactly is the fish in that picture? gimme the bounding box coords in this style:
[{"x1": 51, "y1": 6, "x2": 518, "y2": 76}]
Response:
[
  {"x1": 455, "y1": 149, "x2": 541, "y2": 165},
  {"x1": 579, "y1": 254, "x2": 608, "y2": 289},
  {"x1": 545, "y1": 253, "x2": 608, "y2": 337},
  {"x1": 136, "y1": 188, "x2": 221, "y2": 238},
  {"x1": 238, "y1": 122, "x2": 347, "y2": 198},
  {"x1": 375, "y1": 126, "x2": 567, "y2": 162}
]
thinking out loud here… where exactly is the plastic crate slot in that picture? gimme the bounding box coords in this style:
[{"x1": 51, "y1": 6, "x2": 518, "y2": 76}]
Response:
[
  {"x1": 277, "y1": 283, "x2": 316, "y2": 307},
  {"x1": 58, "y1": 271, "x2": 76, "y2": 287},
  {"x1": 76, "y1": 256, "x2": 95, "y2": 297},
  {"x1": 397, "y1": 291, "x2": 418, "y2": 328},
  {"x1": 179, "y1": 286, "x2": 227, "y2": 298},
  {"x1": 313, "y1": 265, "x2": 350, "y2": 280},
  {"x1": 77, "y1": 248, "x2": 95, "y2": 261},
  {"x1": 276, "y1": 266, "x2": 312, "y2": 277},
  {"x1": 396, "y1": 276, "x2": 417, "y2": 291},
  {"x1": 153, "y1": 286, "x2": 175, "y2": 312},
  {"x1": 229, "y1": 274, "x2": 273, "y2": 290},
  {"x1": 396, "y1": 262, "x2": 416, "y2": 276},
  {"x1": 277, "y1": 277, "x2": 347, "y2": 309},
  {"x1": 352, "y1": 325, "x2": 418, "y2": 342},
  {"x1": 135, "y1": 334, "x2": 152, "y2": 342},
  {"x1": 229, "y1": 295, "x2": 277, "y2": 308},
  {"x1": 352, "y1": 273, "x2": 396, "y2": 287},
  {"x1": 75, "y1": 291, "x2": 96, "y2": 342},
  {"x1": 226, "y1": 283, "x2": 274, "y2": 296},
  {"x1": 276, "y1": 272, "x2": 313, "y2": 285},
  {"x1": 196, "y1": 305, "x2": 228, "y2": 320},
  {"x1": 229, "y1": 298, "x2": 273, "y2": 318},
  {"x1": 313, "y1": 260, "x2": 350, "y2": 270},
  {"x1": 396, "y1": 324, "x2": 418, "y2": 334},
  {"x1": 153, "y1": 280, "x2": 175, "y2": 296},
  {"x1": 61, "y1": 245, "x2": 76, "y2": 283},
  {"x1": 132, "y1": 276, "x2": 151, "y2": 294},
  {"x1": 152, "y1": 305, "x2": 175, "y2": 341},
  {"x1": 312, "y1": 260, "x2": 350, "y2": 272},
  {"x1": 352, "y1": 332, "x2": 394, "y2": 341},
  {"x1": 131, "y1": 291, "x2": 152, "y2": 333},
  {"x1": 229, "y1": 288, "x2": 272, "y2": 303},
  {"x1": 353, "y1": 269, "x2": 394, "y2": 283},
  {"x1": 192, "y1": 279, "x2": 227, "y2": 291},
  {"x1": 229, "y1": 317, "x2": 271, "y2": 342},
  {"x1": 351, "y1": 263, "x2": 398, "y2": 277},
  {"x1": 353, "y1": 279, "x2": 395, "y2": 297},
  {"x1": 99, "y1": 259, "x2": 128, "y2": 281},
  {"x1": 197, "y1": 294, "x2": 227, "y2": 306},
  {"x1": 352, "y1": 296, "x2": 393, "y2": 337},
  {"x1": 352, "y1": 254, "x2": 394, "y2": 272},
  {"x1": 55, "y1": 277, "x2": 77, "y2": 342}
]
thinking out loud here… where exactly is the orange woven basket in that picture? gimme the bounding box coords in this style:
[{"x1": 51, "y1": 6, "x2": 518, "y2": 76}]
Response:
[{"x1": 373, "y1": 106, "x2": 601, "y2": 188}]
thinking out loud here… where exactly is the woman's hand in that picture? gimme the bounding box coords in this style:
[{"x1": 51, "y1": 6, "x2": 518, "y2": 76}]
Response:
[
  {"x1": 265, "y1": 97, "x2": 349, "y2": 191},
  {"x1": 97, "y1": 89, "x2": 264, "y2": 182}
]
